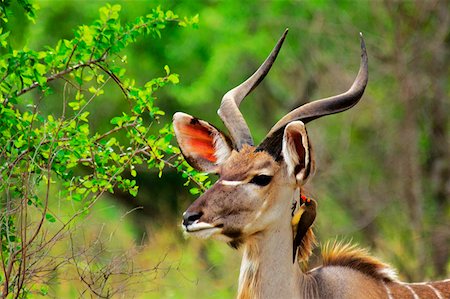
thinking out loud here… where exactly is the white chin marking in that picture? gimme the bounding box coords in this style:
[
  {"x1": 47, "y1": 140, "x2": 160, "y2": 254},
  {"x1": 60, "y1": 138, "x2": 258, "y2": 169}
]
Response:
[
  {"x1": 184, "y1": 221, "x2": 222, "y2": 239},
  {"x1": 187, "y1": 221, "x2": 215, "y2": 231}
]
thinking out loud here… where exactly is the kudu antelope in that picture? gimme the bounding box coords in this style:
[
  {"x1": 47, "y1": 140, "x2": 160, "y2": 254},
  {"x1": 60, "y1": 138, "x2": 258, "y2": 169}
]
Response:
[{"x1": 173, "y1": 30, "x2": 450, "y2": 299}]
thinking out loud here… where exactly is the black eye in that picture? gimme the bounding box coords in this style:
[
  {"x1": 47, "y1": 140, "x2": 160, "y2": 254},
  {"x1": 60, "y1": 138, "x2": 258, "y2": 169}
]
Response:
[{"x1": 249, "y1": 175, "x2": 273, "y2": 186}]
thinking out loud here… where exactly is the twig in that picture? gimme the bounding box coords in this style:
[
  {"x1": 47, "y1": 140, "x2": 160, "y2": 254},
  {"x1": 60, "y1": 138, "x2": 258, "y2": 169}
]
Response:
[
  {"x1": 93, "y1": 62, "x2": 129, "y2": 100},
  {"x1": 2, "y1": 56, "x2": 106, "y2": 106}
]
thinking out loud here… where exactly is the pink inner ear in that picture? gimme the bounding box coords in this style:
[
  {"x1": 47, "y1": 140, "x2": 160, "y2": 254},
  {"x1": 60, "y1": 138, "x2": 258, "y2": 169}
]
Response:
[
  {"x1": 288, "y1": 131, "x2": 306, "y2": 169},
  {"x1": 288, "y1": 130, "x2": 306, "y2": 164},
  {"x1": 178, "y1": 123, "x2": 217, "y2": 163}
]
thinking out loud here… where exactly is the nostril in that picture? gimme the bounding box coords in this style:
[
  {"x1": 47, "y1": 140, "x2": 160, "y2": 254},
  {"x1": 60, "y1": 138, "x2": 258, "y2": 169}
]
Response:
[
  {"x1": 187, "y1": 212, "x2": 202, "y2": 222},
  {"x1": 183, "y1": 211, "x2": 203, "y2": 227}
]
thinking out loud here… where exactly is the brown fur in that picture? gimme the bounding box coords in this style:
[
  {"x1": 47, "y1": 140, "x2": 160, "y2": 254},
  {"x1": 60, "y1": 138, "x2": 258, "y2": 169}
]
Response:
[
  {"x1": 431, "y1": 279, "x2": 450, "y2": 297},
  {"x1": 321, "y1": 240, "x2": 397, "y2": 283},
  {"x1": 219, "y1": 145, "x2": 278, "y2": 181},
  {"x1": 382, "y1": 280, "x2": 450, "y2": 298}
]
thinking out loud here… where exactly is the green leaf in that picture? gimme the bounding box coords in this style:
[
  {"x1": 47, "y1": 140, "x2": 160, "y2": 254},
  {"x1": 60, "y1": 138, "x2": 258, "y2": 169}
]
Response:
[
  {"x1": 0, "y1": 30, "x2": 10, "y2": 48},
  {"x1": 72, "y1": 194, "x2": 82, "y2": 202},
  {"x1": 68, "y1": 101, "x2": 80, "y2": 110},
  {"x1": 189, "y1": 188, "x2": 200, "y2": 195},
  {"x1": 80, "y1": 111, "x2": 90, "y2": 122},
  {"x1": 168, "y1": 73, "x2": 179, "y2": 84},
  {"x1": 129, "y1": 186, "x2": 138, "y2": 197},
  {"x1": 45, "y1": 213, "x2": 56, "y2": 223},
  {"x1": 80, "y1": 25, "x2": 94, "y2": 45}
]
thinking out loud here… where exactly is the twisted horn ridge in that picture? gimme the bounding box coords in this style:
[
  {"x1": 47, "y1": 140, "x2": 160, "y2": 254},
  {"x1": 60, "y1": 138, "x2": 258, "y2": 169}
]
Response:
[
  {"x1": 218, "y1": 29, "x2": 289, "y2": 150},
  {"x1": 258, "y1": 33, "x2": 368, "y2": 158}
]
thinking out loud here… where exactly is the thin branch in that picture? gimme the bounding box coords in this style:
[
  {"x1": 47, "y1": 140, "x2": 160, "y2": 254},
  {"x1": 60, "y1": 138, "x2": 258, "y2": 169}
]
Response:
[
  {"x1": 95, "y1": 121, "x2": 137, "y2": 142},
  {"x1": 2, "y1": 56, "x2": 106, "y2": 106},
  {"x1": 93, "y1": 62, "x2": 129, "y2": 99},
  {"x1": 65, "y1": 43, "x2": 79, "y2": 70}
]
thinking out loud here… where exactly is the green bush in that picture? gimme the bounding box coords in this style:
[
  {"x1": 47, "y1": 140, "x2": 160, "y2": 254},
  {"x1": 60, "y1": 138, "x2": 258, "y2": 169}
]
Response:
[{"x1": 0, "y1": 2, "x2": 206, "y2": 297}]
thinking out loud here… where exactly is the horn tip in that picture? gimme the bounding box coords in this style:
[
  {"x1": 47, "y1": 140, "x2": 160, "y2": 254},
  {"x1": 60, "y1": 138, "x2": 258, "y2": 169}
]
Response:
[
  {"x1": 359, "y1": 32, "x2": 366, "y2": 52},
  {"x1": 358, "y1": 32, "x2": 368, "y2": 67},
  {"x1": 279, "y1": 28, "x2": 289, "y2": 43}
]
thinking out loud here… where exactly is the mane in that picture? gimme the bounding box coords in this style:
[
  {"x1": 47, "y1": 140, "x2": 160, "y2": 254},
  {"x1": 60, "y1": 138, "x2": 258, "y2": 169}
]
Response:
[{"x1": 321, "y1": 240, "x2": 398, "y2": 282}]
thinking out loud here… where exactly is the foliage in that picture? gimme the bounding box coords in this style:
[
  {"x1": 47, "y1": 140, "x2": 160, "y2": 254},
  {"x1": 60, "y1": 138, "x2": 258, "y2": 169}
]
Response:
[
  {"x1": 0, "y1": 0, "x2": 447, "y2": 298},
  {"x1": 0, "y1": 2, "x2": 204, "y2": 297}
]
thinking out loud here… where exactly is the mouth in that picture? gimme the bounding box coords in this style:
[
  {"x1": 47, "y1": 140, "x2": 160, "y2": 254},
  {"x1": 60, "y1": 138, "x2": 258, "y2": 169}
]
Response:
[{"x1": 182, "y1": 220, "x2": 223, "y2": 239}]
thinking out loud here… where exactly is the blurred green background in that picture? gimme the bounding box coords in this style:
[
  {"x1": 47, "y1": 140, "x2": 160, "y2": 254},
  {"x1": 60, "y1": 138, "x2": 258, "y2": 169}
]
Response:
[{"x1": 7, "y1": 0, "x2": 449, "y2": 297}]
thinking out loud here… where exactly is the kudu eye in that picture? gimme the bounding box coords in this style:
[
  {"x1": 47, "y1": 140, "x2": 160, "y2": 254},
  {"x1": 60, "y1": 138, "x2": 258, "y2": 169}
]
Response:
[{"x1": 249, "y1": 175, "x2": 273, "y2": 186}]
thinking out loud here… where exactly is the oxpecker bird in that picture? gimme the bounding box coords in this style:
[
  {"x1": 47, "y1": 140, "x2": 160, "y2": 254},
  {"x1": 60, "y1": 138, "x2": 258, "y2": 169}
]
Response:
[{"x1": 292, "y1": 195, "x2": 317, "y2": 263}]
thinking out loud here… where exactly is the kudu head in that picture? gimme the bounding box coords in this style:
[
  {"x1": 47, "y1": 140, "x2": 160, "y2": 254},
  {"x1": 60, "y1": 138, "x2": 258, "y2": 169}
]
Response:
[{"x1": 173, "y1": 30, "x2": 368, "y2": 248}]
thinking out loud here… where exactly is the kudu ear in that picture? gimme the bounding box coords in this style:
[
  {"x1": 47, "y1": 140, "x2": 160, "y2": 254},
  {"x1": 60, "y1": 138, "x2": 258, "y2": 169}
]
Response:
[
  {"x1": 282, "y1": 121, "x2": 314, "y2": 185},
  {"x1": 173, "y1": 112, "x2": 233, "y2": 173}
]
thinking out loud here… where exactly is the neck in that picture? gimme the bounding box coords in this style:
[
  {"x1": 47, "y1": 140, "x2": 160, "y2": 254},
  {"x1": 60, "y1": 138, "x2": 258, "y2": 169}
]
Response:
[{"x1": 237, "y1": 216, "x2": 316, "y2": 299}]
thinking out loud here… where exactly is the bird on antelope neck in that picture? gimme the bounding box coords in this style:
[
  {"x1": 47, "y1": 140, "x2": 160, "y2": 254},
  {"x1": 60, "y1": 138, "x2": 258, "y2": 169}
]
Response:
[{"x1": 292, "y1": 194, "x2": 317, "y2": 263}]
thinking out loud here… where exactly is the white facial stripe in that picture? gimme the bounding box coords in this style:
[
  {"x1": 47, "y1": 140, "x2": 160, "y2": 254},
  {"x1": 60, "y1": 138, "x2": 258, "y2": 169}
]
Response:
[
  {"x1": 221, "y1": 180, "x2": 245, "y2": 186},
  {"x1": 256, "y1": 168, "x2": 273, "y2": 176}
]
